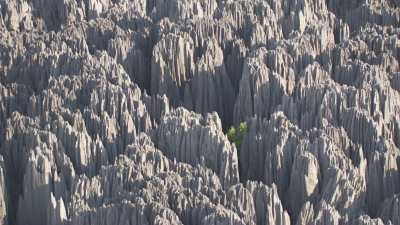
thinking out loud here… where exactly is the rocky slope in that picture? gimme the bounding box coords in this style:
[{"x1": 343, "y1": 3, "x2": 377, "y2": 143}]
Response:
[{"x1": 0, "y1": 0, "x2": 399, "y2": 224}]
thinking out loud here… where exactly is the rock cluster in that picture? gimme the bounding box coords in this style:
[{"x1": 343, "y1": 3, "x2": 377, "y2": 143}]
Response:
[{"x1": 0, "y1": 0, "x2": 399, "y2": 224}]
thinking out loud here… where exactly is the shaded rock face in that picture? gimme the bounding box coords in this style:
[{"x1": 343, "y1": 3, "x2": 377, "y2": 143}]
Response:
[
  {"x1": 151, "y1": 34, "x2": 235, "y2": 128},
  {"x1": 0, "y1": 0, "x2": 400, "y2": 225},
  {"x1": 155, "y1": 107, "x2": 239, "y2": 189},
  {"x1": 66, "y1": 134, "x2": 290, "y2": 225}
]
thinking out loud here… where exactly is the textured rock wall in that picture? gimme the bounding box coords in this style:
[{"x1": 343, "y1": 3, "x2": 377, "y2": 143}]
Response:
[{"x1": 0, "y1": 0, "x2": 399, "y2": 224}]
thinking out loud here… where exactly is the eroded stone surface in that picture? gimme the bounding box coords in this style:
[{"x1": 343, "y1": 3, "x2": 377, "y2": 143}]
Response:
[{"x1": 0, "y1": 0, "x2": 399, "y2": 224}]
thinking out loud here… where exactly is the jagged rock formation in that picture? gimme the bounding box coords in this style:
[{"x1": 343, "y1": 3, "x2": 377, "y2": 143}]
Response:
[
  {"x1": 0, "y1": 0, "x2": 399, "y2": 224},
  {"x1": 155, "y1": 107, "x2": 239, "y2": 189},
  {"x1": 151, "y1": 34, "x2": 235, "y2": 127}
]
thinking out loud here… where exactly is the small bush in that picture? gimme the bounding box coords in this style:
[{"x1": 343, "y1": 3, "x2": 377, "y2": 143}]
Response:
[{"x1": 227, "y1": 122, "x2": 247, "y2": 151}]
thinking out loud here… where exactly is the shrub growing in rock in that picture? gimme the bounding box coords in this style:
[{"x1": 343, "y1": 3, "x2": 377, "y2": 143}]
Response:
[{"x1": 227, "y1": 122, "x2": 247, "y2": 151}]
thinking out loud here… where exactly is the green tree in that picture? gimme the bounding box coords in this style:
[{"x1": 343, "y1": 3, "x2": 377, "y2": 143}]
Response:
[
  {"x1": 227, "y1": 122, "x2": 247, "y2": 177},
  {"x1": 227, "y1": 122, "x2": 247, "y2": 151}
]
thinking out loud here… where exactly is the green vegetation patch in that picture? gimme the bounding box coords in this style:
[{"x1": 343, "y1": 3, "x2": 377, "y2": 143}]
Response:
[{"x1": 227, "y1": 122, "x2": 247, "y2": 151}]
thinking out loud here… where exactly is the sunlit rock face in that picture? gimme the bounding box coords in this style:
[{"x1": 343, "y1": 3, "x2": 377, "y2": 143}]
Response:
[{"x1": 0, "y1": 0, "x2": 399, "y2": 224}]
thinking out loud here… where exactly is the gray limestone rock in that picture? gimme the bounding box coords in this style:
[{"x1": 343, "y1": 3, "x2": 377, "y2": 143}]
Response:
[
  {"x1": 155, "y1": 107, "x2": 239, "y2": 189},
  {"x1": 287, "y1": 150, "x2": 320, "y2": 219},
  {"x1": 1, "y1": 0, "x2": 400, "y2": 224},
  {"x1": 350, "y1": 215, "x2": 385, "y2": 225},
  {"x1": 151, "y1": 34, "x2": 235, "y2": 127},
  {"x1": 380, "y1": 194, "x2": 400, "y2": 225},
  {"x1": 0, "y1": 157, "x2": 7, "y2": 225}
]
